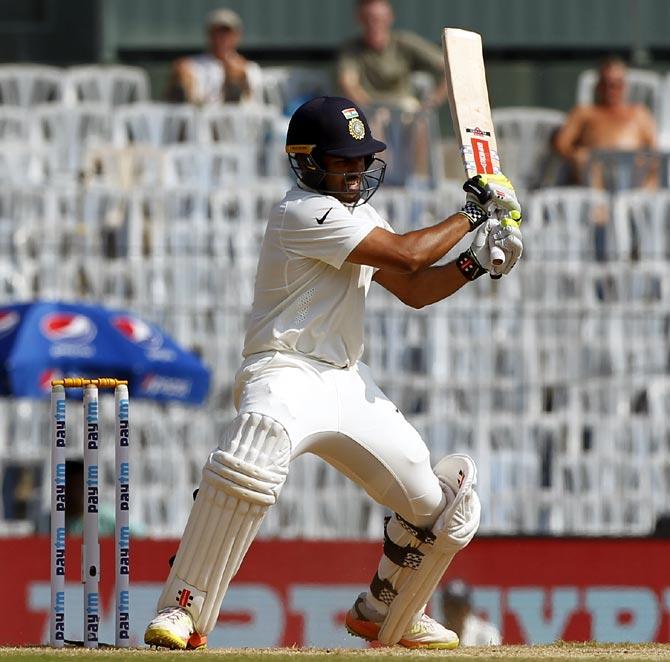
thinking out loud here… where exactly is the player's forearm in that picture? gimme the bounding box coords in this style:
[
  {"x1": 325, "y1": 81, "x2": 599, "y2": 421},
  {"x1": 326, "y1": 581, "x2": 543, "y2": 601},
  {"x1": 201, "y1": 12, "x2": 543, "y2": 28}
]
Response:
[
  {"x1": 398, "y1": 212, "x2": 470, "y2": 272},
  {"x1": 375, "y1": 261, "x2": 468, "y2": 309},
  {"x1": 410, "y1": 262, "x2": 470, "y2": 307}
]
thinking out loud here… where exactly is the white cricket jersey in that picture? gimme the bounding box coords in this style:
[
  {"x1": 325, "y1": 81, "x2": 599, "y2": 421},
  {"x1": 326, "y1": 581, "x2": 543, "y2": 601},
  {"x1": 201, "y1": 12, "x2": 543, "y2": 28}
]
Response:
[
  {"x1": 243, "y1": 184, "x2": 393, "y2": 368},
  {"x1": 183, "y1": 54, "x2": 224, "y2": 105}
]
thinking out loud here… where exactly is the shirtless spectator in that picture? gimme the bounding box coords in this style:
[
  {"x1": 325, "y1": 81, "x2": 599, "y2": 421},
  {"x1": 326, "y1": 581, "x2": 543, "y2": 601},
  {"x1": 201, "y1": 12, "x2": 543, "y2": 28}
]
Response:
[
  {"x1": 167, "y1": 9, "x2": 262, "y2": 105},
  {"x1": 553, "y1": 57, "x2": 657, "y2": 186}
]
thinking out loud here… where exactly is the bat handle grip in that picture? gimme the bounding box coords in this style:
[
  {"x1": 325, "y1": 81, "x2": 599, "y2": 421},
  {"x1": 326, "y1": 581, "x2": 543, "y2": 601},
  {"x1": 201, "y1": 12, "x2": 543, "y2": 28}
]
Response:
[
  {"x1": 489, "y1": 208, "x2": 509, "y2": 266},
  {"x1": 490, "y1": 245, "x2": 505, "y2": 266}
]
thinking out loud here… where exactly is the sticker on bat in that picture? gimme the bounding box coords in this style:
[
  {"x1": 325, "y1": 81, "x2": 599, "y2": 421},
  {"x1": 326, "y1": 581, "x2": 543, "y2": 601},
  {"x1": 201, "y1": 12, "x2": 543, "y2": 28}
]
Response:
[
  {"x1": 470, "y1": 138, "x2": 501, "y2": 175},
  {"x1": 466, "y1": 127, "x2": 492, "y2": 137}
]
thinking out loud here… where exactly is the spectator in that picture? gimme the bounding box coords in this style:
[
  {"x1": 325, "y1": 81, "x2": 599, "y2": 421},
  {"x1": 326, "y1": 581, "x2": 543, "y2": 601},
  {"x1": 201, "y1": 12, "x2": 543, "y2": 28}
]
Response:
[
  {"x1": 441, "y1": 579, "x2": 502, "y2": 646},
  {"x1": 336, "y1": 0, "x2": 449, "y2": 186},
  {"x1": 337, "y1": 0, "x2": 448, "y2": 111},
  {"x1": 553, "y1": 57, "x2": 657, "y2": 187},
  {"x1": 166, "y1": 8, "x2": 262, "y2": 105}
]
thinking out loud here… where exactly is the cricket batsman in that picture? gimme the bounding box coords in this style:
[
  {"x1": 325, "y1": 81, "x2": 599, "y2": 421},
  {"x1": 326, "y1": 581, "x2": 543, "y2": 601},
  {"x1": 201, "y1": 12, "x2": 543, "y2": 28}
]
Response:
[{"x1": 144, "y1": 96, "x2": 523, "y2": 649}]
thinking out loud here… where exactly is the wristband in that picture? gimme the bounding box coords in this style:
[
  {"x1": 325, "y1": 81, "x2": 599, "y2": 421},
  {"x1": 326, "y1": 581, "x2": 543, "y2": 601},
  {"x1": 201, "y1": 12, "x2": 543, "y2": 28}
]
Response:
[
  {"x1": 456, "y1": 249, "x2": 486, "y2": 281},
  {"x1": 460, "y1": 201, "x2": 488, "y2": 229}
]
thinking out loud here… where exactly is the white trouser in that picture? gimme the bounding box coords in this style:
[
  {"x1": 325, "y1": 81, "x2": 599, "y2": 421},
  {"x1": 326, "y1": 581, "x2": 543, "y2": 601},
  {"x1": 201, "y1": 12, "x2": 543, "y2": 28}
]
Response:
[{"x1": 234, "y1": 351, "x2": 445, "y2": 527}]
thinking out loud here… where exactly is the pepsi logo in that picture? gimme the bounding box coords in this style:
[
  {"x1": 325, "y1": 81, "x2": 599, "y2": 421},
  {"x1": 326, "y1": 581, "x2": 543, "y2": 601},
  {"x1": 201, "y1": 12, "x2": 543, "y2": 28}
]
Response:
[
  {"x1": 0, "y1": 310, "x2": 19, "y2": 337},
  {"x1": 41, "y1": 313, "x2": 97, "y2": 345},
  {"x1": 140, "y1": 373, "x2": 191, "y2": 398},
  {"x1": 39, "y1": 368, "x2": 63, "y2": 392},
  {"x1": 112, "y1": 315, "x2": 162, "y2": 349}
]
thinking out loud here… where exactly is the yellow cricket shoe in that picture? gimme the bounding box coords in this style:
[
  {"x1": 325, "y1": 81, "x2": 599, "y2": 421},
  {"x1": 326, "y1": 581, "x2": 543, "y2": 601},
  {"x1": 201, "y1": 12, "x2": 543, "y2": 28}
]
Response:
[
  {"x1": 144, "y1": 607, "x2": 207, "y2": 650},
  {"x1": 345, "y1": 597, "x2": 459, "y2": 650}
]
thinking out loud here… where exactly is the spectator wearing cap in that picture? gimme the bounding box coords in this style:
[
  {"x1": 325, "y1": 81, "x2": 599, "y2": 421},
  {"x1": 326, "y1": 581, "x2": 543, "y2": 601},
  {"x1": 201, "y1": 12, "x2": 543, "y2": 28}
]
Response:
[
  {"x1": 167, "y1": 8, "x2": 262, "y2": 105},
  {"x1": 441, "y1": 579, "x2": 502, "y2": 646}
]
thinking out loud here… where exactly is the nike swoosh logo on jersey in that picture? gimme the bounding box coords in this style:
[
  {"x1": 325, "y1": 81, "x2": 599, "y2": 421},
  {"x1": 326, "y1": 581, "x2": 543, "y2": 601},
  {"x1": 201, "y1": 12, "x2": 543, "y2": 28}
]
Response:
[{"x1": 316, "y1": 208, "x2": 332, "y2": 224}]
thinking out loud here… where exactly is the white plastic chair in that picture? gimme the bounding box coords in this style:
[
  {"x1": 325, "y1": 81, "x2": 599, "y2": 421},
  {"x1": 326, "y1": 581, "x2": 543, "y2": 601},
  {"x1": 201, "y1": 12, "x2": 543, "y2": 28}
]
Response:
[
  {"x1": 0, "y1": 64, "x2": 64, "y2": 106},
  {"x1": 82, "y1": 144, "x2": 166, "y2": 189},
  {"x1": 112, "y1": 103, "x2": 197, "y2": 146},
  {"x1": 64, "y1": 65, "x2": 150, "y2": 106},
  {"x1": 0, "y1": 106, "x2": 32, "y2": 141},
  {"x1": 583, "y1": 149, "x2": 664, "y2": 191},
  {"x1": 658, "y1": 73, "x2": 670, "y2": 148},
  {"x1": 0, "y1": 143, "x2": 54, "y2": 186},
  {"x1": 30, "y1": 104, "x2": 112, "y2": 180},
  {"x1": 612, "y1": 189, "x2": 670, "y2": 260},
  {"x1": 8, "y1": 185, "x2": 83, "y2": 298},
  {"x1": 163, "y1": 144, "x2": 255, "y2": 189},
  {"x1": 410, "y1": 71, "x2": 436, "y2": 104},
  {"x1": 524, "y1": 188, "x2": 622, "y2": 310},
  {"x1": 525, "y1": 187, "x2": 618, "y2": 262},
  {"x1": 492, "y1": 107, "x2": 566, "y2": 189},
  {"x1": 612, "y1": 189, "x2": 670, "y2": 303},
  {"x1": 261, "y1": 66, "x2": 331, "y2": 113},
  {"x1": 198, "y1": 103, "x2": 284, "y2": 178}
]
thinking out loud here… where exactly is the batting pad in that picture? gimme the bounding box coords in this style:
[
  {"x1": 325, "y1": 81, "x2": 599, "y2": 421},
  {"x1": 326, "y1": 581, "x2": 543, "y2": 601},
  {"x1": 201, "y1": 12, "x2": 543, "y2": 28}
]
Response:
[
  {"x1": 158, "y1": 412, "x2": 290, "y2": 634},
  {"x1": 378, "y1": 454, "x2": 480, "y2": 646}
]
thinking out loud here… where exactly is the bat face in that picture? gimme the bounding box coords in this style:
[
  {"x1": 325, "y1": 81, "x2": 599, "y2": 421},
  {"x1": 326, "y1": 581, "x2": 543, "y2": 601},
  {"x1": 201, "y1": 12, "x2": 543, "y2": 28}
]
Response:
[{"x1": 442, "y1": 28, "x2": 501, "y2": 179}]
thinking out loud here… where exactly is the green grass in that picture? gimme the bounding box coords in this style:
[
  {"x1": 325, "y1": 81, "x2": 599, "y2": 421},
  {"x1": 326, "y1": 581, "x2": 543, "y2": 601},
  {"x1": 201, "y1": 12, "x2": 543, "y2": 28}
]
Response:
[{"x1": 1, "y1": 643, "x2": 670, "y2": 662}]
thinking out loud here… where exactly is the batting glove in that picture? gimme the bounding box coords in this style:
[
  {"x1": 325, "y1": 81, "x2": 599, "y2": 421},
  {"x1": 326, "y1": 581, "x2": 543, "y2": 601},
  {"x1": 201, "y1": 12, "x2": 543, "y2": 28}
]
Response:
[
  {"x1": 489, "y1": 211, "x2": 523, "y2": 276},
  {"x1": 456, "y1": 218, "x2": 498, "y2": 280},
  {"x1": 460, "y1": 173, "x2": 521, "y2": 230}
]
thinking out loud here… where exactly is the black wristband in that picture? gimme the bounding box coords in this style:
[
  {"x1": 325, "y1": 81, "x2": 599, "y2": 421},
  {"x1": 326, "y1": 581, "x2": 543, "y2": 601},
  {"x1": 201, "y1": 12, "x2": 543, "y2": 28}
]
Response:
[
  {"x1": 456, "y1": 249, "x2": 486, "y2": 281},
  {"x1": 460, "y1": 201, "x2": 488, "y2": 229}
]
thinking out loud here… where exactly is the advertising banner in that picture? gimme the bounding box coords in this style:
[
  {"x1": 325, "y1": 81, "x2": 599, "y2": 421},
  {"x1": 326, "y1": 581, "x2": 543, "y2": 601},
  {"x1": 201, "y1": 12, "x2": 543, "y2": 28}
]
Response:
[{"x1": 1, "y1": 537, "x2": 668, "y2": 646}]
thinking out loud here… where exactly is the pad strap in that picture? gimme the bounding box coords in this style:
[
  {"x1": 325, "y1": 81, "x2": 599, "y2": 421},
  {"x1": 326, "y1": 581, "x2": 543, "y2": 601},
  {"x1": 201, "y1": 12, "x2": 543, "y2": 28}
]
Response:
[
  {"x1": 370, "y1": 572, "x2": 397, "y2": 607},
  {"x1": 377, "y1": 454, "x2": 481, "y2": 646},
  {"x1": 383, "y1": 517, "x2": 425, "y2": 569}
]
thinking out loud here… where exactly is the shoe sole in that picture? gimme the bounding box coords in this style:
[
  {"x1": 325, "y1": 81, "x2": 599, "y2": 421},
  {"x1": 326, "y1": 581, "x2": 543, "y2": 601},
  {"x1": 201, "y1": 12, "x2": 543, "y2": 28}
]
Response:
[
  {"x1": 345, "y1": 615, "x2": 459, "y2": 650},
  {"x1": 144, "y1": 627, "x2": 187, "y2": 650}
]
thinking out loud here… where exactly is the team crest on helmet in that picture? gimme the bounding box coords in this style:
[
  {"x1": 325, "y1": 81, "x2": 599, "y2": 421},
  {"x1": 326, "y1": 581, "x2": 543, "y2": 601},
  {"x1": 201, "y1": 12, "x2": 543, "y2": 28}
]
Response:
[{"x1": 348, "y1": 118, "x2": 365, "y2": 140}]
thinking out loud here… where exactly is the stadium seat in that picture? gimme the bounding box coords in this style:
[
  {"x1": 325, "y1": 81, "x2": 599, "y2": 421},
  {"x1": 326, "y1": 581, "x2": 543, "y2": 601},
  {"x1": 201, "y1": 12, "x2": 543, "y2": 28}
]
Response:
[
  {"x1": 492, "y1": 107, "x2": 566, "y2": 189},
  {"x1": 0, "y1": 143, "x2": 54, "y2": 186},
  {"x1": 261, "y1": 66, "x2": 331, "y2": 114},
  {"x1": 163, "y1": 144, "x2": 256, "y2": 189},
  {"x1": 0, "y1": 64, "x2": 65, "y2": 106},
  {"x1": 82, "y1": 144, "x2": 166, "y2": 189},
  {"x1": 30, "y1": 104, "x2": 112, "y2": 181},
  {"x1": 112, "y1": 102, "x2": 197, "y2": 146},
  {"x1": 64, "y1": 65, "x2": 151, "y2": 106},
  {"x1": 197, "y1": 103, "x2": 284, "y2": 177},
  {"x1": 0, "y1": 106, "x2": 32, "y2": 141},
  {"x1": 582, "y1": 148, "x2": 665, "y2": 191}
]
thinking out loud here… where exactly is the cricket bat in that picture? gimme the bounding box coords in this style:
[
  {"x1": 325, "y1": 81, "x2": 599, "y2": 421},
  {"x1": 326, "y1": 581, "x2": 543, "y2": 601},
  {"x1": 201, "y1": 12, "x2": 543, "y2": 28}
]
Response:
[{"x1": 442, "y1": 27, "x2": 505, "y2": 266}]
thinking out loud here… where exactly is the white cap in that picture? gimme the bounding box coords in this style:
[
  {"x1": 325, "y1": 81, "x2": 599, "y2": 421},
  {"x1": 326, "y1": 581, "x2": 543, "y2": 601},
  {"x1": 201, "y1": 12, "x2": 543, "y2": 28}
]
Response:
[{"x1": 206, "y1": 8, "x2": 242, "y2": 31}]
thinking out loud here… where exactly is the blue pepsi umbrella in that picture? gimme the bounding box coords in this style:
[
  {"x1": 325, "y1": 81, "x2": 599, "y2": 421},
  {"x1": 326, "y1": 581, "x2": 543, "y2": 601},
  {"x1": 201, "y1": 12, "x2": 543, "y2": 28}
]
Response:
[{"x1": 0, "y1": 301, "x2": 210, "y2": 404}]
